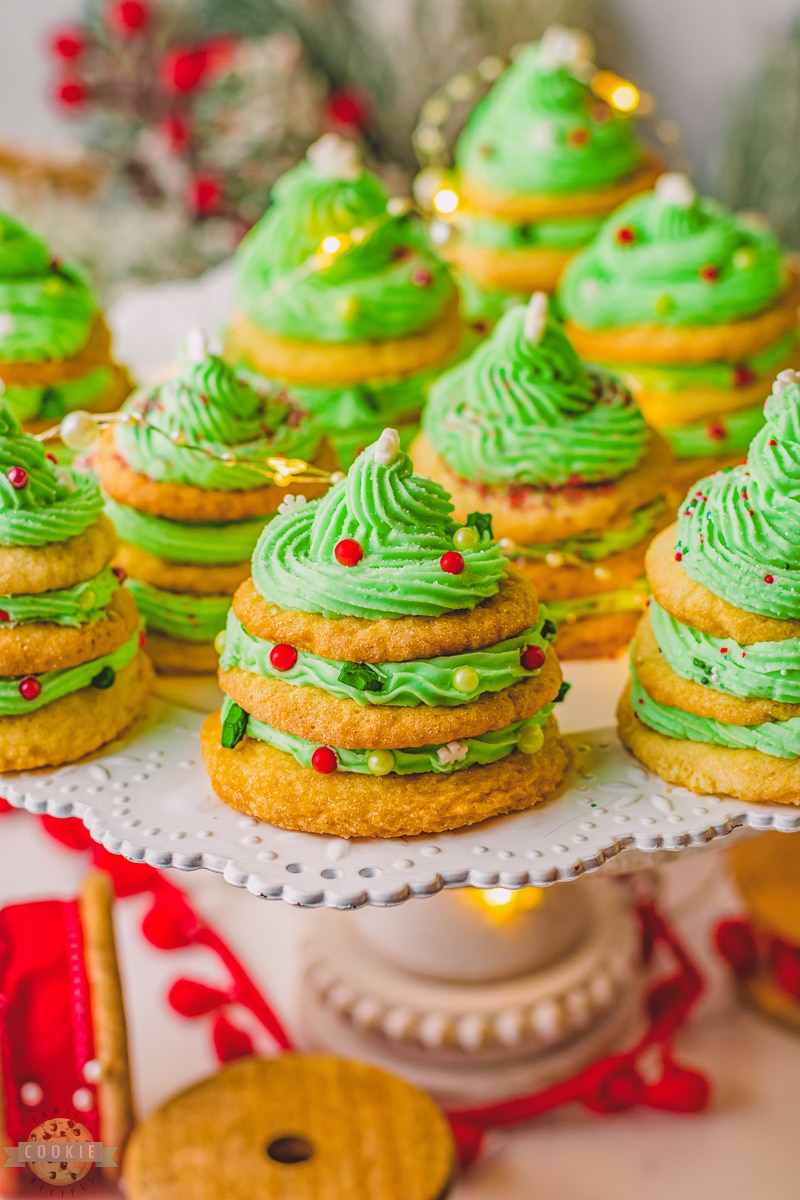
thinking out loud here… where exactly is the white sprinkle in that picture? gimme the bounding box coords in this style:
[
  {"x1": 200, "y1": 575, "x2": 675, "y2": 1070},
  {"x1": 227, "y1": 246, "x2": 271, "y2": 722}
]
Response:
[
  {"x1": 437, "y1": 740, "x2": 469, "y2": 765},
  {"x1": 655, "y1": 172, "x2": 696, "y2": 208},
  {"x1": 524, "y1": 292, "x2": 548, "y2": 345},
  {"x1": 0, "y1": 313, "x2": 15, "y2": 337},
  {"x1": 277, "y1": 493, "x2": 308, "y2": 516},
  {"x1": 774, "y1": 368, "x2": 800, "y2": 395},
  {"x1": 373, "y1": 428, "x2": 401, "y2": 465},
  {"x1": 307, "y1": 133, "x2": 362, "y2": 181},
  {"x1": 182, "y1": 326, "x2": 210, "y2": 364}
]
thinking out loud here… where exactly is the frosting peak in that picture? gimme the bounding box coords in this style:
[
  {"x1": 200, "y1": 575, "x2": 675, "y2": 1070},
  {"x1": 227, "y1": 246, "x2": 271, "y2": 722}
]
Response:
[
  {"x1": 113, "y1": 349, "x2": 320, "y2": 491},
  {"x1": 559, "y1": 186, "x2": 787, "y2": 329},
  {"x1": 524, "y1": 292, "x2": 549, "y2": 344},
  {"x1": 675, "y1": 372, "x2": 800, "y2": 619},
  {"x1": 306, "y1": 133, "x2": 362, "y2": 181},
  {"x1": 251, "y1": 431, "x2": 507, "y2": 619},
  {"x1": 538, "y1": 25, "x2": 589, "y2": 71},
  {"x1": 423, "y1": 304, "x2": 650, "y2": 487},
  {"x1": 0, "y1": 402, "x2": 103, "y2": 546}
]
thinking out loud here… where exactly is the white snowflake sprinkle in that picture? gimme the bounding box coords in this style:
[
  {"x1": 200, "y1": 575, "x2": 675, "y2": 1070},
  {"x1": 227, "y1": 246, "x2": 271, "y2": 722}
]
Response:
[
  {"x1": 307, "y1": 133, "x2": 361, "y2": 181},
  {"x1": 437, "y1": 740, "x2": 469, "y2": 766},
  {"x1": 655, "y1": 172, "x2": 696, "y2": 209},
  {"x1": 277, "y1": 493, "x2": 308, "y2": 516}
]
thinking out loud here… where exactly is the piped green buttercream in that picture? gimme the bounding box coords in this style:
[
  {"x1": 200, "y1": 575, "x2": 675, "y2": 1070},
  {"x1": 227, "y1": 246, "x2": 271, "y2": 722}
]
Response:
[
  {"x1": 0, "y1": 403, "x2": 103, "y2": 546},
  {"x1": 252, "y1": 430, "x2": 507, "y2": 619},
  {"x1": 3, "y1": 367, "x2": 113, "y2": 425},
  {"x1": 126, "y1": 578, "x2": 230, "y2": 642},
  {"x1": 0, "y1": 627, "x2": 139, "y2": 716},
  {"x1": 0, "y1": 565, "x2": 118, "y2": 627},
  {"x1": 424, "y1": 303, "x2": 649, "y2": 486},
  {"x1": 104, "y1": 498, "x2": 269, "y2": 565}
]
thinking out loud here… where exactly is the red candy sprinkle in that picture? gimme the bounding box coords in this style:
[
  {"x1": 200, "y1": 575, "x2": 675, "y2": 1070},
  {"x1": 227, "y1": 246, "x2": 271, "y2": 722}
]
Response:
[
  {"x1": 19, "y1": 677, "x2": 41, "y2": 701},
  {"x1": 45, "y1": 453, "x2": 57, "y2": 464},
  {"x1": 139, "y1": 631, "x2": 148, "y2": 648},
  {"x1": 707, "y1": 422, "x2": 726, "y2": 442},
  {"x1": 311, "y1": 746, "x2": 338, "y2": 774},
  {"x1": 765, "y1": 574, "x2": 774, "y2": 584},
  {"x1": 334, "y1": 538, "x2": 364, "y2": 567},
  {"x1": 721, "y1": 647, "x2": 728, "y2": 654},
  {"x1": 111, "y1": 566, "x2": 127, "y2": 584},
  {"x1": 521, "y1": 644, "x2": 546, "y2": 671},
  {"x1": 7, "y1": 467, "x2": 28, "y2": 490},
  {"x1": 732, "y1": 363, "x2": 755, "y2": 388},
  {"x1": 270, "y1": 643, "x2": 298, "y2": 672},
  {"x1": 615, "y1": 226, "x2": 636, "y2": 245},
  {"x1": 440, "y1": 551, "x2": 465, "y2": 575},
  {"x1": 770, "y1": 439, "x2": 778, "y2": 447},
  {"x1": 700, "y1": 264, "x2": 720, "y2": 282},
  {"x1": 568, "y1": 126, "x2": 589, "y2": 145},
  {"x1": 0, "y1": 611, "x2": 9, "y2": 622},
  {"x1": 412, "y1": 269, "x2": 433, "y2": 287},
  {"x1": 674, "y1": 551, "x2": 683, "y2": 562}
]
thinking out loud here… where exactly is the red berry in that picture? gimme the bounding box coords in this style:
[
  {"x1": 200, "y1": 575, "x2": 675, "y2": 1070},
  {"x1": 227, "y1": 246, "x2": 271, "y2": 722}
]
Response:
[
  {"x1": 19, "y1": 677, "x2": 41, "y2": 701},
  {"x1": 765, "y1": 574, "x2": 774, "y2": 584},
  {"x1": 270, "y1": 644, "x2": 298, "y2": 672},
  {"x1": 615, "y1": 226, "x2": 636, "y2": 245},
  {"x1": 700, "y1": 264, "x2": 719, "y2": 282},
  {"x1": 111, "y1": 566, "x2": 127, "y2": 584},
  {"x1": 107, "y1": 0, "x2": 149, "y2": 34},
  {"x1": 50, "y1": 27, "x2": 85, "y2": 59},
  {"x1": 311, "y1": 746, "x2": 338, "y2": 774},
  {"x1": 521, "y1": 644, "x2": 546, "y2": 671},
  {"x1": 0, "y1": 611, "x2": 9, "y2": 622},
  {"x1": 412, "y1": 269, "x2": 433, "y2": 287},
  {"x1": 334, "y1": 538, "x2": 364, "y2": 567},
  {"x1": 732, "y1": 363, "x2": 755, "y2": 388},
  {"x1": 440, "y1": 551, "x2": 465, "y2": 575},
  {"x1": 188, "y1": 174, "x2": 222, "y2": 213},
  {"x1": 7, "y1": 467, "x2": 28, "y2": 490},
  {"x1": 55, "y1": 79, "x2": 86, "y2": 109},
  {"x1": 674, "y1": 551, "x2": 682, "y2": 562}
]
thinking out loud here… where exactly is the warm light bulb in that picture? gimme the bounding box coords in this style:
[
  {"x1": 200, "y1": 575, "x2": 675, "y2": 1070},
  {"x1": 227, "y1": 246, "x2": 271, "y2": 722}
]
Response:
[
  {"x1": 591, "y1": 70, "x2": 640, "y2": 113},
  {"x1": 432, "y1": 188, "x2": 459, "y2": 215},
  {"x1": 482, "y1": 888, "x2": 514, "y2": 907},
  {"x1": 610, "y1": 82, "x2": 639, "y2": 111},
  {"x1": 321, "y1": 235, "x2": 342, "y2": 254}
]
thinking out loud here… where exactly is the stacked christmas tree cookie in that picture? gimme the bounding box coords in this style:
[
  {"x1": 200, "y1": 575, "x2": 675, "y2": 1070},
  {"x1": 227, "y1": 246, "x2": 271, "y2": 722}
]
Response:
[
  {"x1": 201, "y1": 429, "x2": 570, "y2": 837},
  {"x1": 560, "y1": 174, "x2": 800, "y2": 496},
  {"x1": 91, "y1": 333, "x2": 330, "y2": 674},
  {"x1": 619, "y1": 369, "x2": 800, "y2": 803},
  {"x1": 413, "y1": 295, "x2": 672, "y2": 658},
  {"x1": 0, "y1": 211, "x2": 130, "y2": 435},
  {"x1": 226, "y1": 134, "x2": 461, "y2": 467},
  {"x1": 441, "y1": 25, "x2": 658, "y2": 322},
  {"x1": 0, "y1": 403, "x2": 151, "y2": 770}
]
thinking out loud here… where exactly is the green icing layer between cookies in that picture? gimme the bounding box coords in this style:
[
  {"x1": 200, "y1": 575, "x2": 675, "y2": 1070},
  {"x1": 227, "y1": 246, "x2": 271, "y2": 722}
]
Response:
[
  {"x1": 126, "y1": 577, "x2": 231, "y2": 643},
  {"x1": 547, "y1": 581, "x2": 648, "y2": 625},
  {"x1": 105, "y1": 497, "x2": 270, "y2": 565},
  {"x1": 3, "y1": 367, "x2": 114, "y2": 425},
  {"x1": 0, "y1": 627, "x2": 139, "y2": 716},
  {"x1": 0, "y1": 565, "x2": 118, "y2": 627}
]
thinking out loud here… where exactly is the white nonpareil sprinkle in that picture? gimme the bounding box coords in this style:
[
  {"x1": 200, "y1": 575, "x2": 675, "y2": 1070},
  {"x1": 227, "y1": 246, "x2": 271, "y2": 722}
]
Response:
[
  {"x1": 373, "y1": 428, "x2": 401, "y2": 465},
  {"x1": 307, "y1": 133, "x2": 361, "y2": 181},
  {"x1": 655, "y1": 173, "x2": 696, "y2": 208}
]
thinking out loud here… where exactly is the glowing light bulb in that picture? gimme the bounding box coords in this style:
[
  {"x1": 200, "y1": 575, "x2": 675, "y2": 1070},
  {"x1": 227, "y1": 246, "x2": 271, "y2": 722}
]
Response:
[
  {"x1": 592, "y1": 70, "x2": 641, "y2": 113},
  {"x1": 482, "y1": 888, "x2": 514, "y2": 907},
  {"x1": 321, "y1": 235, "x2": 342, "y2": 255},
  {"x1": 432, "y1": 188, "x2": 459, "y2": 215},
  {"x1": 610, "y1": 82, "x2": 639, "y2": 111}
]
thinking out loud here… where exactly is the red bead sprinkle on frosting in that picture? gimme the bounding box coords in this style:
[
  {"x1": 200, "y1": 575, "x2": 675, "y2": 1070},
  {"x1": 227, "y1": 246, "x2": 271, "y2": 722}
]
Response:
[
  {"x1": 700, "y1": 264, "x2": 720, "y2": 282},
  {"x1": 615, "y1": 226, "x2": 636, "y2": 245},
  {"x1": 311, "y1": 746, "x2": 338, "y2": 774},
  {"x1": 334, "y1": 538, "x2": 364, "y2": 567},
  {"x1": 19, "y1": 677, "x2": 41, "y2": 701},
  {"x1": 270, "y1": 644, "x2": 298, "y2": 672},
  {"x1": 764, "y1": 575, "x2": 774, "y2": 584},
  {"x1": 674, "y1": 551, "x2": 682, "y2": 562},
  {"x1": 7, "y1": 467, "x2": 28, "y2": 489},
  {"x1": 521, "y1": 645, "x2": 546, "y2": 671},
  {"x1": 440, "y1": 551, "x2": 465, "y2": 575},
  {"x1": 111, "y1": 566, "x2": 127, "y2": 584}
]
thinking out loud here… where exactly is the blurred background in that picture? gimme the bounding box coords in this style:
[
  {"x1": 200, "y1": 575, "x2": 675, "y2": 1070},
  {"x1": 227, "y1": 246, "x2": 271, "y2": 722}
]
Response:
[{"x1": 0, "y1": 0, "x2": 798, "y2": 291}]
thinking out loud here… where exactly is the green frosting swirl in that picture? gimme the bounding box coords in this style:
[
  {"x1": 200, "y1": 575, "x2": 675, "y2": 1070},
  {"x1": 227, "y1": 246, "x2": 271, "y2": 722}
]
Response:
[
  {"x1": 0, "y1": 565, "x2": 118, "y2": 627},
  {"x1": 0, "y1": 212, "x2": 98, "y2": 362},
  {"x1": 115, "y1": 346, "x2": 320, "y2": 490},
  {"x1": 424, "y1": 304, "x2": 649, "y2": 486},
  {"x1": 235, "y1": 142, "x2": 455, "y2": 342},
  {"x1": 505, "y1": 498, "x2": 665, "y2": 565},
  {"x1": 650, "y1": 599, "x2": 800, "y2": 704},
  {"x1": 224, "y1": 694, "x2": 551, "y2": 775},
  {"x1": 559, "y1": 182, "x2": 787, "y2": 329},
  {"x1": 455, "y1": 39, "x2": 641, "y2": 196},
  {"x1": 631, "y1": 663, "x2": 800, "y2": 760},
  {"x1": 0, "y1": 404, "x2": 103, "y2": 546},
  {"x1": 126, "y1": 578, "x2": 230, "y2": 642},
  {"x1": 0, "y1": 627, "x2": 139, "y2": 716},
  {"x1": 252, "y1": 432, "x2": 507, "y2": 619},
  {"x1": 220, "y1": 608, "x2": 549, "y2": 707},
  {"x1": 675, "y1": 374, "x2": 800, "y2": 620},
  {"x1": 3, "y1": 367, "x2": 113, "y2": 425},
  {"x1": 105, "y1": 497, "x2": 269, "y2": 565}
]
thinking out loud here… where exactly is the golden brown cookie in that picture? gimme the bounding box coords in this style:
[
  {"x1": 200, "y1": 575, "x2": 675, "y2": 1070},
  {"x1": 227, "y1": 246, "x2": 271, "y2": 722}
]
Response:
[
  {"x1": 0, "y1": 515, "x2": 116, "y2": 596},
  {"x1": 145, "y1": 630, "x2": 219, "y2": 675},
  {"x1": 0, "y1": 317, "x2": 115, "y2": 386},
  {"x1": 220, "y1": 648, "x2": 561, "y2": 749},
  {"x1": 564, "y1": 267, "x2": 800, "y2": 366},
  {"x1": 234, "y1": 565, "x2": 539, "y2": 663},
  {"x1": 202, "y1": 710, "x2": 569, "y2": 837},
  {"x1": 78, "y1": 871, "x2": 135, "y2": 1186},
  {"x1": 447, "y1": 241, "x2": 573, "y2": 293},
  {"x1": 0, "y1": 651, "x2": 153, "y2": 771},
  {"x1": 225, "y1": 295, "x2": 462, "y2": 385},
  {"x1": 646, "y1": 524, "x2": 800, "y2": 643},
  {"x1": 618, "y1": 681, "x2": 800, "y2": 805},
  {"x1": 115, "y1": 543, "x2": 248, "y2": 596},
  {"x1": 633, "y1": 611, "x2": 800, "y2": 725},
  {"x1": 410, "y1": 430, "x2": 672, "y2": 543},
  {"x1": 124, "y1": 1054, "x2": 456, "y2": 1200},
  {"x1": 0, "y1": 587, "x2": 139, "y2": 676},
  {"x1": 93, "y1": 429, "x2": 336, "y2": 522},
  {"x1": 458, "y1": 148, "x2": 662, "y2": 221},
  {"x1": 554, "y1": 608, "x2": 641, "y2": 660}
]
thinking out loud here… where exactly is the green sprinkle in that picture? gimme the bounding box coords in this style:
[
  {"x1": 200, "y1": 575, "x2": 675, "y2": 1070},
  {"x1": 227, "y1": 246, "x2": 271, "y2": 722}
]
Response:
[
  {"x1": 466, "y1": 511, "x2": 494, "y2": 541},
  {"x1": 338, "y1": 661, "x2": 386, "y2": 693},
  {"x1": 91, "y1": 666, "x2": 116, "y2": 690},
  {"x1": 555, "y1": 681, "x2": 572, "y2": 703},
  {"x1": 40, "y1": 388, "x2": 66, "y2": 419},
  {"x1": 222, "y1": 701, "x2": 248, "y2": 749},
  {"x1": 692, "y1": 657, "x2": 709, "y2": 672},
  {"x1": 541, "y1": 618, "x2": 558, "y2": 642}
]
